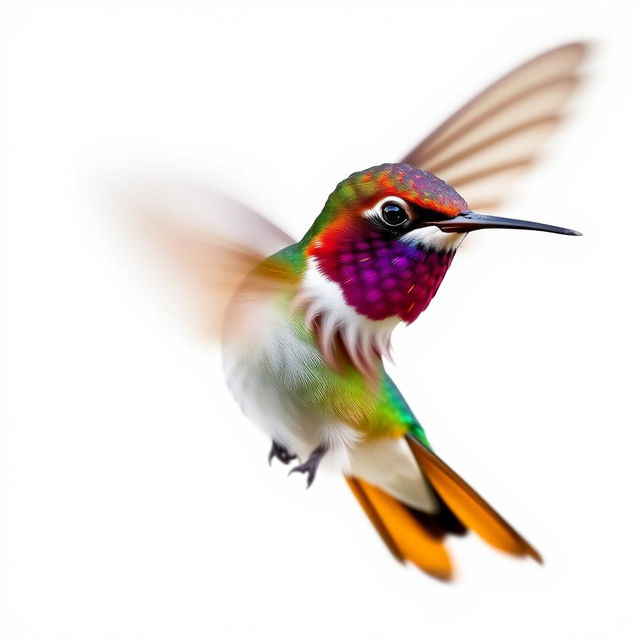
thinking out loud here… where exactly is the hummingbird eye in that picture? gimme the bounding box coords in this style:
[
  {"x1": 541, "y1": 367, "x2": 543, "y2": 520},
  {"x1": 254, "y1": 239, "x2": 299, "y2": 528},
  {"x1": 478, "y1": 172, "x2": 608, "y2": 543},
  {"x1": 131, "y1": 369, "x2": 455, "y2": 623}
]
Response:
[{"x1": 380, "y1": 201, "x2": 409, "y2": 227}]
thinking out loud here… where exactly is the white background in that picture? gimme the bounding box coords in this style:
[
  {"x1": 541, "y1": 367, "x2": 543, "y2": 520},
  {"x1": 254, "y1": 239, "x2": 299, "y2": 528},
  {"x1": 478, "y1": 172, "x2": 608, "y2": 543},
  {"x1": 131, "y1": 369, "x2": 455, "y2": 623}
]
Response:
[{"x1": 0, "y1": 1, "x2": 638, "y2": 638}]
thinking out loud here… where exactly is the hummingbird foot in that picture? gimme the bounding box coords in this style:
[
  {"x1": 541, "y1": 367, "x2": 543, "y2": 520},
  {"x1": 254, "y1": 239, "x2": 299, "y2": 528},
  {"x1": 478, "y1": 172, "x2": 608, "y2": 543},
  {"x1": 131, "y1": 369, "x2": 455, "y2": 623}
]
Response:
[
  {"x1": 268, "y1": 440, "x2": 297, "y2": 466},
  {"x1": 288, "y1": 444, "x2": 328, "y2": 488}
]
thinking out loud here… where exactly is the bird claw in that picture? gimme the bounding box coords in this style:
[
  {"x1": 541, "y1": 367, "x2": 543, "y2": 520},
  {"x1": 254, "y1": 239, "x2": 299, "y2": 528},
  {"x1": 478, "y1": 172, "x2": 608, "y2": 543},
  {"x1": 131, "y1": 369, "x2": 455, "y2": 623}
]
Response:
[
  {"x1": 268, "y1": 440, "x2": 297, "y2": 466},
  {"x1": 288, "y1": 445, "x2": 327, "y2": 488}
]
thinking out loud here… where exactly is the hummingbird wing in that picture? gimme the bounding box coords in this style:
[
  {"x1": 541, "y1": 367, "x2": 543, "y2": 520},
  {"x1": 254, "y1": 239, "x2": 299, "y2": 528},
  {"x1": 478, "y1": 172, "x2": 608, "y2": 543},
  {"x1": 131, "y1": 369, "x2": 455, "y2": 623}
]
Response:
[
  {"x1": 401, "y1": 42, "x2": 588, "y2": 212},
  {"x1": 127, "y1": 181, "x2": 296, "y2": 338}
]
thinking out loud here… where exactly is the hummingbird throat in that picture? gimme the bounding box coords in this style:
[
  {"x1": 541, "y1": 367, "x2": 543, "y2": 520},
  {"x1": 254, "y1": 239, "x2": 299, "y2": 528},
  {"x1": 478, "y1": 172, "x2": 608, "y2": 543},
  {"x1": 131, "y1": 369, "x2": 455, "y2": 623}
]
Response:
[
  {"x1": 307, "y1": 225, "x2": 455, "y2": 324},
  {"x1": 294, "y1": 225, "x2": 456, "y2": 377}
]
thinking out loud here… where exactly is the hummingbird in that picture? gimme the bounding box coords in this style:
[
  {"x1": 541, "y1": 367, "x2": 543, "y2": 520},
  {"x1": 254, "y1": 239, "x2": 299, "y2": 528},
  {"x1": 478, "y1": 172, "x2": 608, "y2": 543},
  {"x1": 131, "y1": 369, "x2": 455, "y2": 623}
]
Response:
[{"x1": 136, "y1": 43, "x2": 587, "y2": 580}]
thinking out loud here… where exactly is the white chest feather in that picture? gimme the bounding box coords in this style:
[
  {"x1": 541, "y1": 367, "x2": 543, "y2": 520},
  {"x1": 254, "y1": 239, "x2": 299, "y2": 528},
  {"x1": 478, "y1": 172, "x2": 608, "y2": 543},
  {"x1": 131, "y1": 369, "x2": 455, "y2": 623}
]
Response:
[{"x1": 222, "y1": 290, "x2": 361, "y2": 466}]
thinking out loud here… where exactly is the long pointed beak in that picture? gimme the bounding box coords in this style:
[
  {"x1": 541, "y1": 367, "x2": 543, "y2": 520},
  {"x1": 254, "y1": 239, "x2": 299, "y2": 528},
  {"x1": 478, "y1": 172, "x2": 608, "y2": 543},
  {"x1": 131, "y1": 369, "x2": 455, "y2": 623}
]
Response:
[{"x1": 434, "y1": 211, "x2": 582, "y2": 236}]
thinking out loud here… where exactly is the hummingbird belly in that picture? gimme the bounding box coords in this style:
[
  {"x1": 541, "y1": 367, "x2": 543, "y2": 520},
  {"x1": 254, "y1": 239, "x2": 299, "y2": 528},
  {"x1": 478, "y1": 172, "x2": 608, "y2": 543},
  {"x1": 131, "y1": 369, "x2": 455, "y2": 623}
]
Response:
[
  {"x1": 222, "y1": 294, "x2": 363, "y2": 468},
  {"x1": 221, "y1": 293, "x2": 439, "y2": 512}
]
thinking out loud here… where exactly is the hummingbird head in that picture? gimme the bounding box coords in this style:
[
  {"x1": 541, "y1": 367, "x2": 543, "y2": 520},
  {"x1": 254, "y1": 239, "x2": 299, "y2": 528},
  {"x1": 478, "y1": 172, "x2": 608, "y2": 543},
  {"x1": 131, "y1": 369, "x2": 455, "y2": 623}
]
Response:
[{"x1": 302, "y1": 163, "x2": 579, "y2": 325}]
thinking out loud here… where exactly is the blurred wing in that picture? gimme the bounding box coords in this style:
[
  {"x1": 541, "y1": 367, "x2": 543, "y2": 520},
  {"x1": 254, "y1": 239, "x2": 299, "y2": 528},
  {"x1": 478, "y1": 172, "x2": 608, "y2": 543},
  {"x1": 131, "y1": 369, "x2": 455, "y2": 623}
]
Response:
[
  {"x1": 128, "y1": 181, "x2": 296, "y2": 338},
  {"x1": 401, "y1": 43, "x2": 589, "y2": 211}
]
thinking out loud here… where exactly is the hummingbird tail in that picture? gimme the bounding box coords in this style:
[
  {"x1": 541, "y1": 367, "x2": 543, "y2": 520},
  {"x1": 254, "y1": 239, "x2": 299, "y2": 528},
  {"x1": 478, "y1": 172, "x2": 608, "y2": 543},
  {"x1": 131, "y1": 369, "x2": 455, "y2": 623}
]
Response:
[
  {"x1": 345, "y1": 437, "x2": 541, "y2": 579},
  {"x1": 406, "y1": 436, "x2": 543, "y2": 564},
  {"x1": 345, "y1": 475, "x2": 455, "y2": 581}
]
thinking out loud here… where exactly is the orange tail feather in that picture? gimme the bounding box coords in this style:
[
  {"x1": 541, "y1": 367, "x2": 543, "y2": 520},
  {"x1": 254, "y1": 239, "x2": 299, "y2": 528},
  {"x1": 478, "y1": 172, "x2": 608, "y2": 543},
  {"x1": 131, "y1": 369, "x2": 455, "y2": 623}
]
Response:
[
  {"x1": 345, "y1": 476, "x2": 454, "y2": 581},
  {"x1": 406, "y1": 437, "x2": 542, "y2": 563},
  {"x1": 346, "y1": 437, "x2": 541, "y2": 577}
]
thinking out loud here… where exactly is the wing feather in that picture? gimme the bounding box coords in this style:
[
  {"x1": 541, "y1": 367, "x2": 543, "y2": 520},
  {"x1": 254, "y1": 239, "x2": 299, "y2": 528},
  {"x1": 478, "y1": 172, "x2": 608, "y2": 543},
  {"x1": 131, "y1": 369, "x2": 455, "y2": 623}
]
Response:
[
  {"x1": 402, "y1": 43, "x2": 588, "y2": 211},
  {"x1": 127, "y1": 181, "x2": 295, "y2": 338}
]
